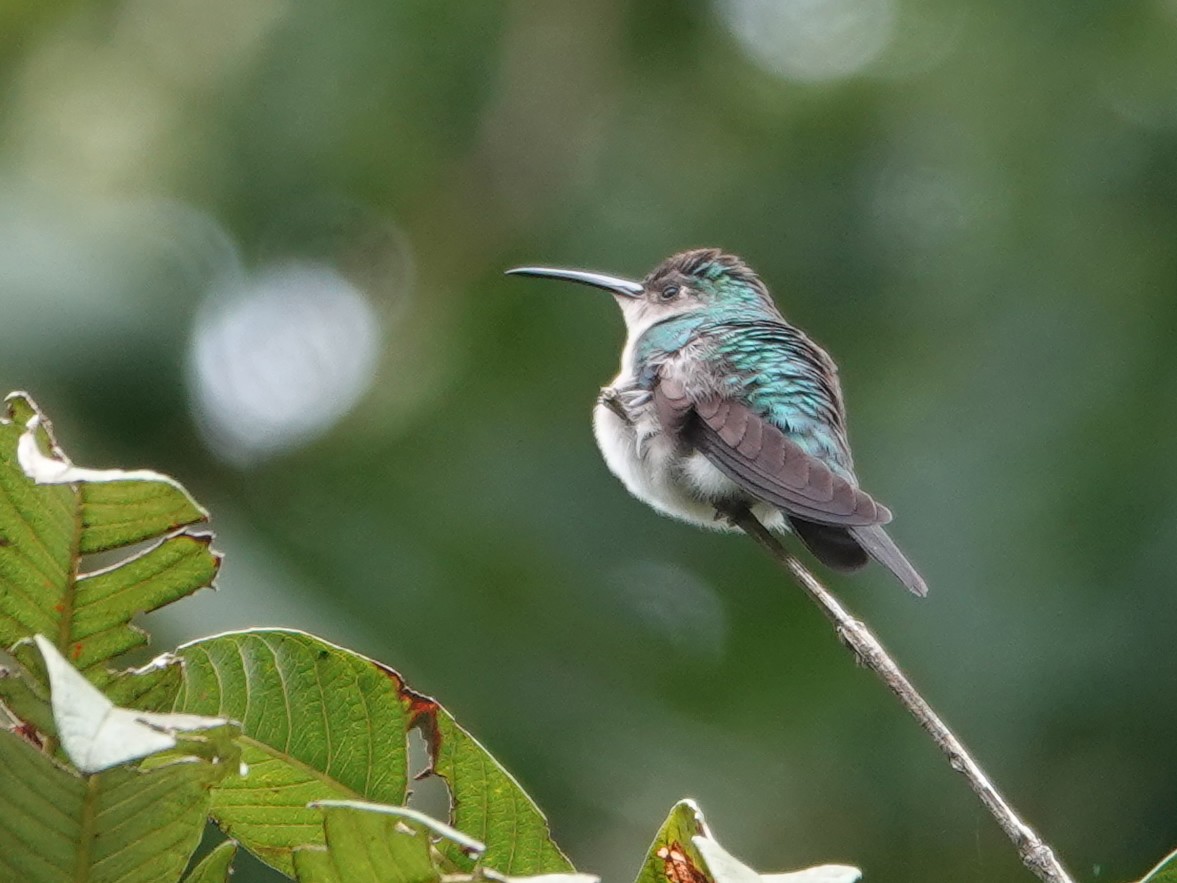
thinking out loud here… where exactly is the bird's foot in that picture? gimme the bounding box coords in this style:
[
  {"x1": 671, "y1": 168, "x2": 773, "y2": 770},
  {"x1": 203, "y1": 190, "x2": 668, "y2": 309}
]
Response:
[
  {"x1": 836, "y1": 621, "x2": 870, "y2": 668},
  {"x1": 713, "y1": 501, "x2": 749, "y2": 530},
  {"x1": 597, "y1": 387, "x2": 633, "y2": 425}
]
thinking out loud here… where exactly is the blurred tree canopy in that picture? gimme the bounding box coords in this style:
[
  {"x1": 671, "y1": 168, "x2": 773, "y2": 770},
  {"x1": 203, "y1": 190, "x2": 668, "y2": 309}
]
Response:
[{"x1": 2, "y1": 0, "x2": 1176, "y2": 880}]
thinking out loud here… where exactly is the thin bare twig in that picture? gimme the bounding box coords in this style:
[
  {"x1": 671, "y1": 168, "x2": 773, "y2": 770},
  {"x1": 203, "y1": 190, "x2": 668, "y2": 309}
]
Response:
[{"x1": 727, "y1": 507, "x2": 1074, "y2": 883}]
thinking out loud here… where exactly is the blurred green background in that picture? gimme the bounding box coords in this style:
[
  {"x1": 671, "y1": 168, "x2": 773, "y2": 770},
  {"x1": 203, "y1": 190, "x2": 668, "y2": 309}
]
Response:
[{"x1": 3, "y1": 0, "x2": 1177, "y2": 880}]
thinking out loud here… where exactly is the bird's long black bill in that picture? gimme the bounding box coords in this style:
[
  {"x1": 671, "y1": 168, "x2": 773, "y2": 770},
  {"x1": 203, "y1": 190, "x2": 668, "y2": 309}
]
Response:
[{"x1": 505, "y1": 266, "x2": 643, "y2": 298}]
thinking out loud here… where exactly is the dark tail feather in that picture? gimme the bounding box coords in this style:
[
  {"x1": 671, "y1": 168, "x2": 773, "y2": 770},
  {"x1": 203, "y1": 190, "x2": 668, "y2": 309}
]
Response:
[
  {"x1": 788, "y1": 517, "x2": 928, "y2": 597},
  {"x1": 788, "y1": 517, "x2": 869, "y2": 572},
  {"x1": 848, "y1": 524, "x2": 928, "y2": 597}
]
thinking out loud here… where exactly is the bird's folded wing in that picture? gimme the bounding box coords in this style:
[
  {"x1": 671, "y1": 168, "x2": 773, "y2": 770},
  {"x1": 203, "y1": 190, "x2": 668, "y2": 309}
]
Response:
[{"x1": 654, "y1": 378, "x2": 891, "y2": 527}]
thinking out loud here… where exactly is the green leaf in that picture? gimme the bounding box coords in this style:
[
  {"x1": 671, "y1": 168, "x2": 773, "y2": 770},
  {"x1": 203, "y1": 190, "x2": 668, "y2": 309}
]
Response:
[
  {"x1": 293, "y1": 800, "x2": 596, "y2": 883},
  {"x1": 99, "y1": 653, "x2": 184, "y2": 713},
  {"x1": 424, "y1": 706, "x2": 574, "y2": 875},
  {"x1": 634, "y1": 801, "x2": 860, "y2": 883},
  {"x1": 293, "y1": 802, "x2": 443, "y2": 883},
  {"x1": 181, "y1": 841, "x2": 239, "y2": 883},
  {"x1": 0, "y1": 719, "x2": 238, "y2": 883},
  {"x1": 174, "y1": 629, "x2": 413, "y2": 874},
  {"x1": 173, "y1": 629, "x2": 572, "y2": 878},
  {"x1": 0, "y1": 392, "x2": 217, "y2": 682},
  {"x1": 1140, "y1": 849, "x2": 1177, "y2": 882},
  {"x1": 309, "y1": 801, "x2": 488, "y2": 859}
]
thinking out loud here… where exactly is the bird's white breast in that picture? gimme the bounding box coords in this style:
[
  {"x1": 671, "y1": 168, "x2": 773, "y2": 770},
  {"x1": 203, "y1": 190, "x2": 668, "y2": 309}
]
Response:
[
  {"x1": 592, "y1": 361, "x2": 785, "y2": 531},
  {"x1": 592, "y1": 393, "x2": 721, "y2": 528}
]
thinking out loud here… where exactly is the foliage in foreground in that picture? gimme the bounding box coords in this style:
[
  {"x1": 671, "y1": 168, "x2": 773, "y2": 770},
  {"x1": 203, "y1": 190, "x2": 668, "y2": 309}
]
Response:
[{"x1": 0, "y1": 390, "x2": 867, "y2": 882}]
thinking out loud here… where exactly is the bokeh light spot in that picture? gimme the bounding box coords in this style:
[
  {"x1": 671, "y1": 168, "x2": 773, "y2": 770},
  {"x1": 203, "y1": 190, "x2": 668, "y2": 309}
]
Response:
[
  {"x1": 189, "y1": 261, "x2": 381, "y2": 466},
  {"x1": 715, "y1": 0, "x2": 896, "y2": 82}
]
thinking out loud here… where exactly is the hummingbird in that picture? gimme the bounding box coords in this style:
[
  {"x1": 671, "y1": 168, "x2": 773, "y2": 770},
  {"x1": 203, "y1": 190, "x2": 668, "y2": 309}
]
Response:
[{"x1": 506, "y1": 249, "x2": 926, "y2": 596}]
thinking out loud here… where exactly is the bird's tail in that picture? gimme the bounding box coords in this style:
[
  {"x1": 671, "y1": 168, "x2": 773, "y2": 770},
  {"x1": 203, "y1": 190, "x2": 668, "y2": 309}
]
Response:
[
  {"x1": 848, "y1": 524, "x2": 928, "y2": 597},
  {"x1": 788, "y1": 518, "x2": 869, "y2": 571}
]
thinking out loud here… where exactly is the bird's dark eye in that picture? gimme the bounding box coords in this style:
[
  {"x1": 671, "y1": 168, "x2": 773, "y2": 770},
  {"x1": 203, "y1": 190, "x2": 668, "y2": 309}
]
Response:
[{"x1": 659, "y1": 284, "x2": 680, "y2": 301}]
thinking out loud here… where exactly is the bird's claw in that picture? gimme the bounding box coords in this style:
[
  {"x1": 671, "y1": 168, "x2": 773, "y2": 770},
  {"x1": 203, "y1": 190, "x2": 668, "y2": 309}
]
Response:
[
  {"x1": 597, "y1": 387, "x2": 632, "y2": 425},
  {"x1": 712, "y1": 502, "x2": 746, "y2": 529}
]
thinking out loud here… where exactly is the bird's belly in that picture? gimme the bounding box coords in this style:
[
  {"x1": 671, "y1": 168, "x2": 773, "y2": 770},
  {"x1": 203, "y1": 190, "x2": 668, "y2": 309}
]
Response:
[{"x1": 591, "y1": 399, "x2": 785, "y2": 531}]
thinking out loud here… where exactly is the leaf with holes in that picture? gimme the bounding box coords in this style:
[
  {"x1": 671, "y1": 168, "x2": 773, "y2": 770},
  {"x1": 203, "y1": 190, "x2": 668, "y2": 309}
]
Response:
[
  {"x1": 634, "y1": 801, "x2": 861, "y2": 883},
  {"x1": 421, "y1": 705, "x2": 574, "y2": 875},
  {"x1": 0, "y1": 392, "x2": 217, "y2": 687},
  {"x1": 174, "y1": 629, "x2": 572, "y2": 878}
]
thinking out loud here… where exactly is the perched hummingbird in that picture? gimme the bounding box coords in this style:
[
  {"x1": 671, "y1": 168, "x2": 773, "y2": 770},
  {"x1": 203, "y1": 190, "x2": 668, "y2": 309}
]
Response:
[{"x1": 506, "y1": 249, "x2": 926, "y2": 596}]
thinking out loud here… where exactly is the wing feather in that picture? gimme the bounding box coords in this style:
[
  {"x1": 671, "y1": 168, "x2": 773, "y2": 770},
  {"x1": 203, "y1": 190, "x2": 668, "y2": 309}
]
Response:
[{"x1": 656, "y1": 385, "x2": 891, "y2": 527}]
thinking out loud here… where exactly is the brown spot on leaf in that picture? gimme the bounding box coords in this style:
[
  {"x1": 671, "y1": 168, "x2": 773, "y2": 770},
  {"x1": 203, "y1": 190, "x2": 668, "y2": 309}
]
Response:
[
  {"x1": 71, "y1": 643, "x2": 83, "y2": 660},
  {"x1": 370, "y1": 658, "x2": 438, "y2": 719},
  {"x1": 656, "y1": 842, "x2": 710, "y2": 883},
  {"x1": 404, "y1": 691, "x2": 439, "y2": 721},
  {"x1": 369, "y1": 657, "x2": 443, "y2": 778},
  {"x1": 11, "y1": 721, "x2": 45, "y2": 750}
]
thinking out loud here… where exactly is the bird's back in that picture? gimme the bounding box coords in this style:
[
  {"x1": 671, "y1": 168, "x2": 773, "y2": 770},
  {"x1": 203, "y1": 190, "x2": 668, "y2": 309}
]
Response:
[{"x1": 642, "y1": 314, "x2": 857, "y2": 483}]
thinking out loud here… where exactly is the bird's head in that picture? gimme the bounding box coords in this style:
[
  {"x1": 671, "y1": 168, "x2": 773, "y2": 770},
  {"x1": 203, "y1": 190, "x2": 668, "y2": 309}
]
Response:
[{"x1": 507, "y1": 248, "x2": 780, "y2": 334}]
